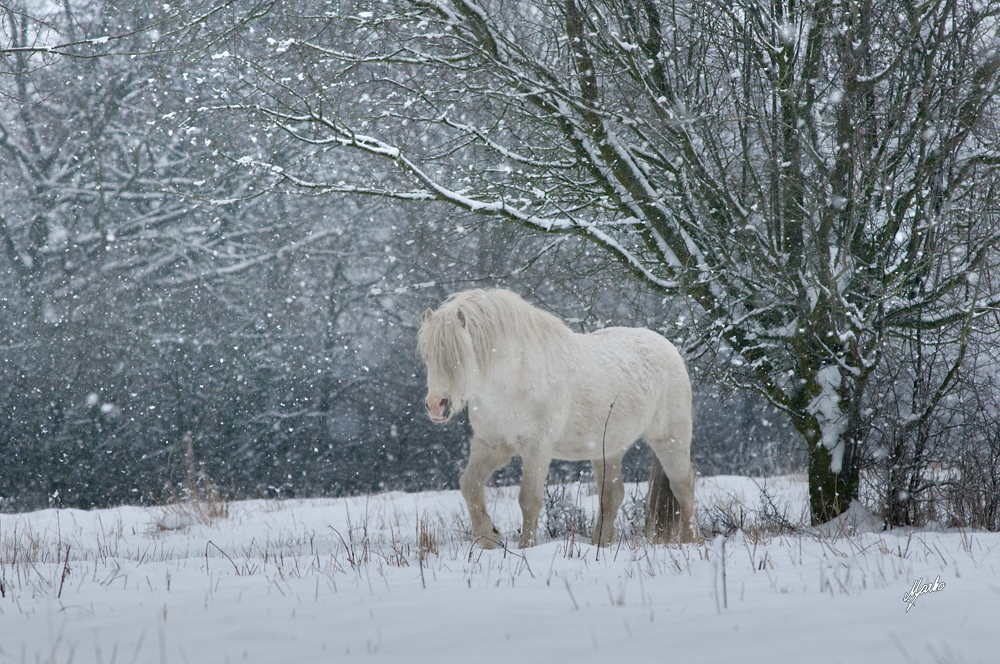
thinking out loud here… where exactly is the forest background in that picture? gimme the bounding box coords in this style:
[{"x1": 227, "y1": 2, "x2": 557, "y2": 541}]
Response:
[{"x1": 2, "y1": 0, "x2": 999, "y2": 531}]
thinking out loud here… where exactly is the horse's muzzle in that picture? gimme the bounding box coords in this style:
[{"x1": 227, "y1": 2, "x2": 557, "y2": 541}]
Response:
[{"x1": 426, "y1": 396, "x2": 450, "y2": 423}]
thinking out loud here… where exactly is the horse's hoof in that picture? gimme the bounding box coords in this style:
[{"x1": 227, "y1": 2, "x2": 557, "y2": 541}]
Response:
[{"x1": 476, "y1": 528, "x2": 504, "y2": 549}]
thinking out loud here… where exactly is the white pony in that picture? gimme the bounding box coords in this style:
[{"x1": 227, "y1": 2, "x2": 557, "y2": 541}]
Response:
[{"x1": 417, "y1": 288, "x2": 701, "y2": 548}]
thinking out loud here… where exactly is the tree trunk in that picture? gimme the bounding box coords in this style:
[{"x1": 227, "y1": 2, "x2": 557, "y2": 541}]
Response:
[
  {"x1": 796, "y1": 363, "x2": 867, "y2": 525},
  {"x1": 807, "y1": 435, "x2": 860, "y2": 525}
]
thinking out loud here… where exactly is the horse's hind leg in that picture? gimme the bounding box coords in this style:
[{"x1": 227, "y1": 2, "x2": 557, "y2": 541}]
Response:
[
  {"x1": 647, "y1": 440, "x2": 701, "y2": 544},
  {"x1": 591, "y1": 455, "x2": 625, "y2": 547},
  {"x1": 460, "y1": 438, "x2": 512, "y2": 549}
]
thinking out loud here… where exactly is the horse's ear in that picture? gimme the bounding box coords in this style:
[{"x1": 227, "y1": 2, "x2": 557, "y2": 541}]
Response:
[
  {"x1": 456, "y1": 308, "x2": 466, "y2": 328},
  {"x1": 421, "y1": 307, "x2": 434, "y2": 323}
]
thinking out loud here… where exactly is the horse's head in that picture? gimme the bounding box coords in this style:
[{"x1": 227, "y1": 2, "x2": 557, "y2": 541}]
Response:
[{"x1": 416, "y1": 299, "x2": 481, "y2": 424}]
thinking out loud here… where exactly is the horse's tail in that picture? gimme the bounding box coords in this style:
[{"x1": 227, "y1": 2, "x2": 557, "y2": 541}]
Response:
[{"x1": 645, "y1": 454, "x2": 695, "y2": 544}]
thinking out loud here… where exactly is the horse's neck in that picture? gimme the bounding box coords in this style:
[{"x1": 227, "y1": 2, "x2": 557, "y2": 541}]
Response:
[{"x1": 484, "y1": 330, "x2": 576, "y2": 380}]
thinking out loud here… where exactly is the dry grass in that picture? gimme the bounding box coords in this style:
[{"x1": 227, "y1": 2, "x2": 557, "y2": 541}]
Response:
[
  {"x1": 2, "y1": 479, "x2": 991, "y2": 620},
  {"x1": 699, "y1": 479, "x2": 807, "y2": 541},
  {"x1": 155, "y1": 486, "x2": 229, "y2": 530},
  {"x1": 543, "y1": 483, "x2": 592, "y2": 540},
  {"x1": 155, "y1": 432, "x2": 229, "y2": 530},
  {"x1": 538, "y1": 476, "x2": 807, "y2": 554},
  {"x1": 417, "y1": 512, "x2": 440, "y2": 557},
  {"x1": 0, "y1": 473, "x2": 855, "y2": 608}
]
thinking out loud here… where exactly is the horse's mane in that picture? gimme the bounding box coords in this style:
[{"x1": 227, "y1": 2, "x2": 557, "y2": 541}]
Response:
[{"x1": 417, "y1": 289, "x2": 571, "y2": 395}]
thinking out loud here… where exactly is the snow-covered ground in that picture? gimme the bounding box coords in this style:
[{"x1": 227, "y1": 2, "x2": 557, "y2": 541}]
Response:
[{"x1": 1, "y1": 476, "x2": 997, "y2": 663}]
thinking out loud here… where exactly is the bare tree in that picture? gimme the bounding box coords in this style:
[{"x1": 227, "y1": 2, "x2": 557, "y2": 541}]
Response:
[{"x1": 200, "y1": 0, "x2": 1000, "y2": 522}]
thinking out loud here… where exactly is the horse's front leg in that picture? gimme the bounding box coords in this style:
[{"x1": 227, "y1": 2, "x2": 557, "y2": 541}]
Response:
[
  {"x1": 518, "y1": 455, "x2": 551, "y2": 548},
  {"x1": 591, "y1": 455, "x2": 625, "y2": 547},
  {"x1": 460, "y1": 438, "x2": 512, "y2": 549}
]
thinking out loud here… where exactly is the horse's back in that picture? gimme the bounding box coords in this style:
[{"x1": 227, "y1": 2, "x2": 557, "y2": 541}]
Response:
[
  {"x1": 552, "y1": 327, "x2": 690, "y2": 459},
  {"x1": 581, "y1": 327, "x2": 688, "y2": 387}
]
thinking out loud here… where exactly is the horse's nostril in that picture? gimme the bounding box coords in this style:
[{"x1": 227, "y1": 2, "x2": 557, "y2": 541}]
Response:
[{"x1": 426, "y1": 398, "x2": 449, "y2": 417}]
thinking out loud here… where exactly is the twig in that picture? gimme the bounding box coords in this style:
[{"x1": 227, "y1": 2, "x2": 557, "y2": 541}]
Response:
[
  {"x1": 205, "y1": 541, "x2": 241, "y2": 575},
  {"x1": 596, "y1": 393, "x2": 620, "y2": 561},
  {"x1": 57, "y1": 544, "x2": 71, "y2": 599},
  {"x1": 563, "y1": 577, "x2": 580, "y2": 610},
  {"x1": 721, "y1": 536, "x2": 728, "y2": 609}
]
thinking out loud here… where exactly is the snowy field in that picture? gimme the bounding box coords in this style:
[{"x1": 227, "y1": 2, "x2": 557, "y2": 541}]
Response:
[{"x1": 1, "y1": 475, "x2": 997, "y2": 664}]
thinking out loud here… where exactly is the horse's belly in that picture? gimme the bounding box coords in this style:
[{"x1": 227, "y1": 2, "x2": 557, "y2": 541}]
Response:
[
  {"x1": 550, "y1": 419, "x2": 640, "y2": 461},
  {"x1": 548, "y1": 373, "x2": 653, "y2": 461},
  {"x1": 550, "y1": 438, "x2": 624, "y2": 461}
]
